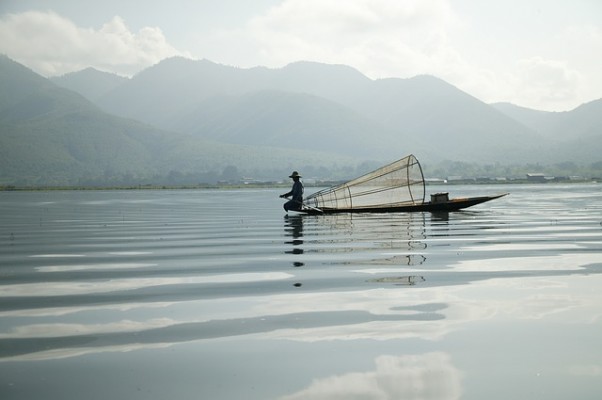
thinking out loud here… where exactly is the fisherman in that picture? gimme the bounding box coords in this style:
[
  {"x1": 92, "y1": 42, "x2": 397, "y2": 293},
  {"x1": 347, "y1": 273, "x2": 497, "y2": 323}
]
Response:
[{"x1": 280, "y1": 171, "x2": 304, "y2": 211}]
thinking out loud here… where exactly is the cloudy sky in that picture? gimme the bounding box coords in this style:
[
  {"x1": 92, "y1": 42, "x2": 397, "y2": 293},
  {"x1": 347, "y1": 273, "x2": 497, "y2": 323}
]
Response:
[{"x1": 1, "y1": 0, "x2": 600, "y2": 111}]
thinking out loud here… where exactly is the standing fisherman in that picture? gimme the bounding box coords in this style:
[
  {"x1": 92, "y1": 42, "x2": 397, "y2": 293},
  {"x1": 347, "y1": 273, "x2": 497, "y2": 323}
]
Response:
[{"x1": 280, "y1": 171, "x2": 304, "y2": 211}]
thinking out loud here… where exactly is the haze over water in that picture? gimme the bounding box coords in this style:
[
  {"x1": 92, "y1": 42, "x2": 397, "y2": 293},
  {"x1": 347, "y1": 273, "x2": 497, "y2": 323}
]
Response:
[{"x1": 1, "y1": 184, "x2": 601, "y2": 399}]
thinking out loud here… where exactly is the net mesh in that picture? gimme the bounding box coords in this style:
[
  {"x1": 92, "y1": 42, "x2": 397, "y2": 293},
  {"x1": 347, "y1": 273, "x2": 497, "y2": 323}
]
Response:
[{"x1": 305, "y1": 154, "x2": 425, "y2": 210}]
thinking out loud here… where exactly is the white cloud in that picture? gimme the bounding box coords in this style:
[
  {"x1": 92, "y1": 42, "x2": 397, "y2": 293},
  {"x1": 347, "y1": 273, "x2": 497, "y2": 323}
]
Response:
[
  {"x1": 1, "y1": 2, "x2": 599, "y2": 111},
  {"x1": 438, "y1": 50, "x2": 591, "y2": 112},
  {"x1": 0, "y1": 11, "x2": 189, "y2": 76},
  {"x1": 280, "y1": 352, "x2": 462, "y2": 400},
  {"x1": 206, "y1": 0, "x2": 599, "y2": 111},
  {"x1": 508, "y1": 57, "x2": 580, "y2": 110},
  {"x1": 241, "y1": 0, "x2": 460, "y2": 79}
]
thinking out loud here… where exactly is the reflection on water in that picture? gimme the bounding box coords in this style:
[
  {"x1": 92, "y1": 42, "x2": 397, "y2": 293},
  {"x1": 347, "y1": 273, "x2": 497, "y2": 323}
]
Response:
[
  {"x1": 1, "y1": 185, "x2": 602, "y2": 400},
  {"x1": 1, "y1": 307, "x2": 445, "y2": 361},
  {"x1": 367, "y1": 275, "x2": 426, "y2": 285},
  {"x1": 284, "y1": 215, "x2": 304, "y2": 260},
  {"x1": 281, "y1": 352, "x2": 461, "y2": 400}
]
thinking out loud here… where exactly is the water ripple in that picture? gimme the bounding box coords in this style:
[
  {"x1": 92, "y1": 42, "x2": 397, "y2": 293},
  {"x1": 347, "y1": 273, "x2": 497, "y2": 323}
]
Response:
[{"x1": 1, "y1": 185, "x2": 602, "y2": 399}]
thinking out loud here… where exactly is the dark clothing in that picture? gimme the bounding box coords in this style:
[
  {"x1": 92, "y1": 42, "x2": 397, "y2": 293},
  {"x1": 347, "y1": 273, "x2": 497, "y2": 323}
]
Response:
[{"x1": 282, "y1": 180, "x2": 304, "y2": 211}]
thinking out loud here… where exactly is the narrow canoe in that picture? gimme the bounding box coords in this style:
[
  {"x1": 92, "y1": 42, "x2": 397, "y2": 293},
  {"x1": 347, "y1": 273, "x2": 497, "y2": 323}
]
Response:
[{"x1": 298, "y1": 193, "x2": 508, "y2": 215}]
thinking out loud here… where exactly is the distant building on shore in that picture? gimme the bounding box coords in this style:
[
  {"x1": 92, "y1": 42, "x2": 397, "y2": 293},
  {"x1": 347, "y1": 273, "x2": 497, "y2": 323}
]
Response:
[{"x1": 526, "y1": 173, "x2": 550, "y2": 182}]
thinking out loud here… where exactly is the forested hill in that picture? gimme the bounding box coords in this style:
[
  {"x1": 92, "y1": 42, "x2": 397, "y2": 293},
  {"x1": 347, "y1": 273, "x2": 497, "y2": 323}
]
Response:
[
  {"x1": 0, "y1": 56, "x2": 355, "y2": 186},
  {"x1": 2, "y1": 54, "x2": 601, "y2": 186},
  {"x1": 87, "y1": 57, "x2": 601, "y2": 165},
  {"x1": 92, "y1": 57, "x2": 542, "y2": 164}
]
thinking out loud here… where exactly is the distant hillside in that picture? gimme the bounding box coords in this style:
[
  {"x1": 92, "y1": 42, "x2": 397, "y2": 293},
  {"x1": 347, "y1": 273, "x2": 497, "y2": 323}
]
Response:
[
  {"x1": 491, "y1": 103, "x2": 555, "y2": 135},
  {"x1": 360, "y1": 76, "x2": 542, "y2": 163},
  {"x1": 5, "y1": 54, "x2": 601, "y2": 186},
  {"x1": 492, "y1": 100, "x2": 602, "y2": 163},
  {"x1": 93, "y1": 57, "x2": 573, "y2": 164},
  {"x1": 493, "y1": 101, "x2": 602, "y2": 138},
  {"x1": 0, "y1": 55, "x2": 169, "y2": 185},
  {"x1": 51, "y1": 68, "x2": 129, "y2": 102},
  {"x1": 0, "y1": 56, "x2": 357, "y2": 186},
  {"x1": 96, "y1": 57, "x2": 254, "y2": 128},
  {"x1": 173, "y1": 90, "x2": 396, "y2": 159}
]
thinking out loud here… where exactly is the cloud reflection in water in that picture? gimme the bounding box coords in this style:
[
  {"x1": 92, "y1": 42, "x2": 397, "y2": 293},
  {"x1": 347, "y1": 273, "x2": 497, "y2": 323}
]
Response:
[{"x1": 280, "y1": 352, "x2": 462, "y2": 400}]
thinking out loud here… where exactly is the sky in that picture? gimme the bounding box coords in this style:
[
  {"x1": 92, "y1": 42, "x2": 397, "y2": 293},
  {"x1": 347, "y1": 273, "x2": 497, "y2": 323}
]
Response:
[{"x1": 0, "y1": 0, "x2": 600, "y2": 112}]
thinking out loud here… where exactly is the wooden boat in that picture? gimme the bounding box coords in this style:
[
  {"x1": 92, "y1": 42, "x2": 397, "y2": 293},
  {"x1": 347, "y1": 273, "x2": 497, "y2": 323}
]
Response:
[
  {"x1": 296, "y1": 154, "x2": 508, "y2": 215},
  {"x1": 299, "y1": 193, "x2": 508, "y2": 214}
]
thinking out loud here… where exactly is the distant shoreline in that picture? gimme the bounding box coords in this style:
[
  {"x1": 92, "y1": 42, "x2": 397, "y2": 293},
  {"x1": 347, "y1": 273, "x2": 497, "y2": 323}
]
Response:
[{"x1": 1, "y1": 179, "x2": 598, "y2": 191}]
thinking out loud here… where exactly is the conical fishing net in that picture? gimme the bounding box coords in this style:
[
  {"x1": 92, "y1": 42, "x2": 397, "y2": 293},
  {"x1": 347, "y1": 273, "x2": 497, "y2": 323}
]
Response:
[{"x1": 305, "y1": 154, "x2": 425, "y2": 211}]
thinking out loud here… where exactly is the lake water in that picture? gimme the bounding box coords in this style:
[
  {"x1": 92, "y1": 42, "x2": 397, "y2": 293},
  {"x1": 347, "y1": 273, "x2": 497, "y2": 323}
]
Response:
[{"x1": 1, "y1": 184, "x2": 601, "y2": 399}]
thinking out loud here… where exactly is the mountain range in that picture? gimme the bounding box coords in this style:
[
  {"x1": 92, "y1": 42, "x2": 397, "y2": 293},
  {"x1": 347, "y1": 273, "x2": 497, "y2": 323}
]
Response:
[
  {"x1": 491, "y1": 100, "x2": 602, "y2": 162},
  {"x1": 1, "y1": 54, "x2": 601, "y2": 186},
  {"x1": 0, "y1": 55, "x2": 351, "y2": 186}
]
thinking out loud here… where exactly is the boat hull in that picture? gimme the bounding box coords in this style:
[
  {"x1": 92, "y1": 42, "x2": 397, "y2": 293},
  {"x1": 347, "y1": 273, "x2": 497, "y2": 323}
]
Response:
[{"x1": 299, "y1": 193, "x2": 508, "y2": 215}]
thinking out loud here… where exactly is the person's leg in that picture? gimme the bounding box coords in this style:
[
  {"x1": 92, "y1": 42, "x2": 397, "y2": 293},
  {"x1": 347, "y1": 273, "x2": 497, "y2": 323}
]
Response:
[{"x1": 283, "y1": 200, "x2": 300, "y2": 211}]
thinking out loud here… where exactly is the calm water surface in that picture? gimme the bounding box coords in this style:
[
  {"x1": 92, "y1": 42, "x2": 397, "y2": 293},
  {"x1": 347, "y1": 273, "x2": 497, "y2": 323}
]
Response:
[{"x1": 1, "y1": 184, "x2": 601, "y2": 399}]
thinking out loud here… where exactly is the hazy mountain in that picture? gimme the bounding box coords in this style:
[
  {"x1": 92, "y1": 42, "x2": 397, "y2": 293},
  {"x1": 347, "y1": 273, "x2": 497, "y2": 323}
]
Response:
[
  {"x1": 359, "y1": 76, "x2": 543, "y2": 163},
  {"x1": 173, "y1": 90, "x2": 396, "y2": 158},
  {"x1": 491, "y1": 103, "x2": 556, "y2": 135},
  {"x1": 94, "y1": 57, "x2": 558, "y2": 164},
  {"x1": 492, "y1": 100, "x2": 602, "y2": 163},
  {"x1": 51, "y1": 68, "x2": 128, "y2": 102},
  {"x1": 493, "y1": 100, "x2": 602, "y2": 141},
  {"x1": 0, "y1": 56, "x2": 356, "y2": 186},
  {"x1": 0, "y1": 55, "x2": 170, "y2": 185},
  {"x1": 3, "y1": 54, "x2": 600, "y2": 186},
  {"x1": 555, "y1": 100, "x2": 602, "y2": 161},
  {"x1": 95, "y1": 57, "x2": 262, "y2": 128}
]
